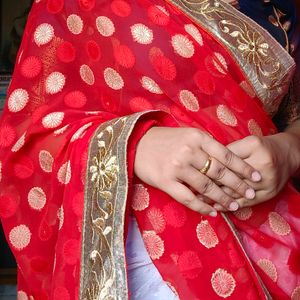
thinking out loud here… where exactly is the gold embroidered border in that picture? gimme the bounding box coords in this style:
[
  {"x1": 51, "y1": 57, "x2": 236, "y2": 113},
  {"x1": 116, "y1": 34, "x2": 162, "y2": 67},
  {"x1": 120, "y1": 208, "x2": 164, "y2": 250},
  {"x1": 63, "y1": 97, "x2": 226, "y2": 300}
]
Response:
[
  {"x1": 80, "y1": 112, "x2": 148, "y2": 300},
  {"x1": 168, "y1": 0, "x2": 296, "y2": 115}
]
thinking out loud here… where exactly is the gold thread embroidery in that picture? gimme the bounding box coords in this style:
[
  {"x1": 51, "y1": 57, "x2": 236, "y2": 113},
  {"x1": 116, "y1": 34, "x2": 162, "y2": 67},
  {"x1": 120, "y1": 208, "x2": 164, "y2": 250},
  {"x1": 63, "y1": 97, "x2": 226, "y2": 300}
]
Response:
[
  {"x1": 80, "y1": 112, "x2": 153, "y2": 300},
  {"x1": 167, "y1": 0, "x2": 295, "y2": 115}
]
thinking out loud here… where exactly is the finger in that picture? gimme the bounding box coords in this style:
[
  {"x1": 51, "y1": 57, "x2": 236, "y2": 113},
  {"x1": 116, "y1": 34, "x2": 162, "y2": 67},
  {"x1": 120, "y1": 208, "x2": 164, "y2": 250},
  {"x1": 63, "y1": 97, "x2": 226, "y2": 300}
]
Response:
[
  {"x1": 235, "y1": 198, "x2": 249, "y2": 208},
  {"x1": 179, "y1": 166, "x2": 240, "y2": 212},
  {"x1": 191, "y1": 152, "x2": 256, "y2": 200},
  {"x1": 227, "y1": 137, "x2": 253, "y2": 159},
  {"x1": 213, "y1": 203, "x2": 227, "y2": 212},
  {"x1": 220, "y1": 186, "x2": 242, "y2": 199},
  {"x1": 163, "y1": 181, "x2": 218, "y2": 217},
  {"x1": 199, "y1": 135, "x2": 261, "y2": 182}
]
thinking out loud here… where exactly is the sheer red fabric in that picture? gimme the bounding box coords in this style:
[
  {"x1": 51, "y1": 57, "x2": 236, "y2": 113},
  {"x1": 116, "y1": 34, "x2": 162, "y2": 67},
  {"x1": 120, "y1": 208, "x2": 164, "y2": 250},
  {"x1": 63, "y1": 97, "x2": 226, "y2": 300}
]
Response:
[{"x1": 0, "y1": 1, "x2": 300, "y2": 299}]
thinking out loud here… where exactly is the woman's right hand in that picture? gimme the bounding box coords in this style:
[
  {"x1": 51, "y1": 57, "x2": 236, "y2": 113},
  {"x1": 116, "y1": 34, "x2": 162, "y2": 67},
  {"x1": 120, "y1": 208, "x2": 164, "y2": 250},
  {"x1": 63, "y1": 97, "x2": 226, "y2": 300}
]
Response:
[{"x1": 134, "y1": 127, "x2": 261, "y2": 216}]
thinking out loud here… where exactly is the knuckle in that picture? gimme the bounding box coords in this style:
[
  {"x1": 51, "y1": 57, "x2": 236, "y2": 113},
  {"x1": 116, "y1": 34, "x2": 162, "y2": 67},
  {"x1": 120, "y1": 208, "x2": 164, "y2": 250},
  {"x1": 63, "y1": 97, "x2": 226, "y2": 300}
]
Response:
[
  {"x1": 179, "y1": 144, "x2": 193, "y2": 156},
  {"x1": 243, "y1": 165, "x2": 254, "y2": 178},
  {"x1": 181, "y1": 196, "x2": 194, "y2": 207},
  {"x1": 223, "y1": 150, "x2": 234, "y2": 166},
  {"x1": 213, "y1": 165, "x2": 227, "y2": 181},
  {"x1": 170, "y1": 159, "x2": 183, "y2": 169},
  {"x1": 232, "y1": 179, "x2": 245, "y2": 193},
  {"x1": 219, "y1": 194, "x2": 232, "y2": 207},
  {"x1": 250, "y1": 136, "x2": 263, "y2": 147},
  {"x1": 189, "y1": 129, "x2": 204, "y2": 141},
  {"x1": 200, "y1": 178, "x2": 214, "y2": 194}
]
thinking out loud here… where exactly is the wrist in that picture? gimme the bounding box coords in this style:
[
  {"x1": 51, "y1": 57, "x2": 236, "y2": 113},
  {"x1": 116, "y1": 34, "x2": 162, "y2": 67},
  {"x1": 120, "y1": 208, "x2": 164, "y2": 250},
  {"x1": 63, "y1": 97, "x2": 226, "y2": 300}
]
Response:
[{"x1": 279, "y1": 132, "x2": 300, "y2": 176}]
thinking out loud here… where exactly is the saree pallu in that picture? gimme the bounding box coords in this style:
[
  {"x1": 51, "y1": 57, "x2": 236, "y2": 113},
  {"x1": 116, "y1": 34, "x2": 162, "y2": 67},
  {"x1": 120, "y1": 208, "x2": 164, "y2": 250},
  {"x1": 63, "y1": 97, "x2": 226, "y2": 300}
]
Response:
[{"x1": 0, "y1": 0, "x2": 300, "y2": 299}]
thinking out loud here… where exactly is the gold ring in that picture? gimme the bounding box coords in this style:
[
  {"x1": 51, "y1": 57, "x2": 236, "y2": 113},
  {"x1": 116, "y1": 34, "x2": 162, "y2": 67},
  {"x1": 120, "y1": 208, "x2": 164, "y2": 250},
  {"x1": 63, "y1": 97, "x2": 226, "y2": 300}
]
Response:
[{"x1": 199, "y1": 156, "x2": 212, "y2": 175}]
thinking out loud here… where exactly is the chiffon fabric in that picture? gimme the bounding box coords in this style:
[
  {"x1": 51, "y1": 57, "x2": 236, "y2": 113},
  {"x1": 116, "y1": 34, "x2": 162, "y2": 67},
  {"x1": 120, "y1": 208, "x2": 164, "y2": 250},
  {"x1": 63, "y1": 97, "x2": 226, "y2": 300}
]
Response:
[{"x1": 0, "y1": 0, "x2": 300, "y2": 299}]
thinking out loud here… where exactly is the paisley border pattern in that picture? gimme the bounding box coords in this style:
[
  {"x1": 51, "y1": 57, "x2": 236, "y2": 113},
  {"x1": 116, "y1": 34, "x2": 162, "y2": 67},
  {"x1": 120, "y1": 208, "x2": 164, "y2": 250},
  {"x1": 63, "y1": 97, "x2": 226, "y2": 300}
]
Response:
[{"x1": 167, "y1": 0, "x2": 296, "y2": 115}]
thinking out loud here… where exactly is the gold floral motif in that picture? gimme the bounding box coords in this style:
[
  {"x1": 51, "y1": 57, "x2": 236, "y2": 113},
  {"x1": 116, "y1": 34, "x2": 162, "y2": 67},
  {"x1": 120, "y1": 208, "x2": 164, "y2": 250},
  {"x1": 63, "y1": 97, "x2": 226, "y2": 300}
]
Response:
[
  {"x1": 211, "y1": 268, "x2": 236, "y2": 298},
  {"x1": 196, "y1": 220, "x2": 219, "y2": 249},
  {"x1": 292, "y1": 286, "x2": 300, "y2": 300},
  {"x1": 268, "y1": 211, "x2": 291, "y2": 236},
  {"x1": 89, "y1": 130, "x2": 119, "y2": 201},
  {"x1": 80, "y1": 113, "x2": 150, "y2": 300},
  {"x1": 168, "y1": 0, "x2": 295, "y2": 115},
  {"x1": 81, "y1": 119, "x2": 124, "y2": 300},
  {"x1": 257, "y1": 258, "x2": 278, "y2": 282}
]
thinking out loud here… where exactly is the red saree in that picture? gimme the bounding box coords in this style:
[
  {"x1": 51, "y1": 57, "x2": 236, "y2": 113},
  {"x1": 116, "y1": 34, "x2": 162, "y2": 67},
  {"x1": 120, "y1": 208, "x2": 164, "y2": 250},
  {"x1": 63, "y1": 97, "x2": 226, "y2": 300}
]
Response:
[{"x1": 0, "y1": 0, "x2": 300, "y2": 299}]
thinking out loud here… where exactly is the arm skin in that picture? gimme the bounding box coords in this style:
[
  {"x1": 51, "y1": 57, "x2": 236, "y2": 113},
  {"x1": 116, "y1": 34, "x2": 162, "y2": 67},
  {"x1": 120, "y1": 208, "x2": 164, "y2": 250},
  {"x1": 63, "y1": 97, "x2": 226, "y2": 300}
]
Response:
[{"x1": 284, "y1": 119, "x2": 300, "y2": 178}]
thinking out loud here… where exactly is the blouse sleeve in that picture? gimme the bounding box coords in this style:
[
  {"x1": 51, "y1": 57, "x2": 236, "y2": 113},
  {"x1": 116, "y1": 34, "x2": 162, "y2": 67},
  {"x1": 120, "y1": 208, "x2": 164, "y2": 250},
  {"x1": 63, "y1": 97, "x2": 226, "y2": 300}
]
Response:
[{"x1": 273, "y1": 46, "x2": 300, "y2": 131}]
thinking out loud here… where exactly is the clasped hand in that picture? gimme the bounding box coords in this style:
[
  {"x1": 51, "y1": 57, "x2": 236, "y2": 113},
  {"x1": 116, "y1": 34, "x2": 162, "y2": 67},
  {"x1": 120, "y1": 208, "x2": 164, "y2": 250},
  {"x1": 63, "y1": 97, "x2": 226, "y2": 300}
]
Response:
[
  {"x1": 135, "y1": 127, "x2": 300, "y2": 216},
  {"x1": 135, "y1": 127, "x2": 262, "y2": 216}
]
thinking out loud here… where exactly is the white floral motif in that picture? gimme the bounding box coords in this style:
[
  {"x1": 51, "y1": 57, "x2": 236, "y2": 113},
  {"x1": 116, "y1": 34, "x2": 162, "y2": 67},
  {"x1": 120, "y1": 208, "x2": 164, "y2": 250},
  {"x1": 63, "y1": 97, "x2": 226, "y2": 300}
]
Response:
[
  {"x1": 179, "y1": 90, "x2": 199, "y2": 112},
  {"x1": 8, "y1": 89, "x2": 29, "y2": 112},
  {"x1": 292, "y1": 286, "x2": 300, "y2": 300},
  {"x1": 211, "y1": 268, "x2": 236, "y2": 298},
  {"x1": 96, "y1": 16, "x2": 115, "y2": 37},
  {"x1": 142, "y1": 231, "x2": 164, "y2": 260},
  {"x1": 233, "y1": 207, "x2": 253, "y2": 221},
  {"x1": 42, "y1": 112, "x2": 64, "y2": 129},
  {"x1": 104, "y1": 68, "x2": 124, "y2": 90},
  {"x1": 141, "y1": 76, "x2": 163, "y2": 94},
  {"x1": 34, "y1": 23, "x2": 54, "y2": 46},
  {"x1": 240, "y1": 81, "x2": 256, "y2": 98},
  {"x1": 54, "y1": 124, "x2": 69, "y2": 135},
  {"x1": 57, "y1": 161, "x2": 72, "y2": 185},
  {"x1": 67, "y1": 14, "x2": 84, "y2": 35},
  {"x1": 147, "y1": 208, "x2": 166, "y2": 233},
  {"x1": 71, "y1": 122, "x2": 93, "y2": 142},
  {"x1": 184, "y1": 24, "x2": 203, "y2": 46},
  {"x1": 28, "y1": 187, "x2": 46, "y2": 210},
  {"x1": 45, "y1": 72, "x2": 66, "y2": 94},
  {"x1": 216, "y1": 105, "x2": 238, "y2": 127},
  {"x1": 9, "y1": 225, "x2": 31, "y2": 250},
  {"x1": 131, "y1": 24, "x2": 153, "y2": 44},
  {"x1": 268, "y1": 212, "x2": 291, "y2": 236},
  {"x1": 80, "y1": 65, "x2": 95, "y2": 85},
  {"x1": 39, "y1": 150, "x2": 54, "y2": 173},
  {"x1": 131, "y1": 184, "x2": 150, "y2": 211},
  {"x1": 57, "y1": 206, "x2": 64, "y2": 230},
  {"x1": 212, "y1": 52, "x2": 228, "y2": 75},
  {"x1": 12, "y1": 132, "x2": 26, "y2": 152},
  {"x1": 196, "y1": 220, "x2": 219, "y2": 249},
  {"x1": 172, "y1": 34, "x2": 195, "y2": 58},
  {"x1": 248, "y1": 119, "x2": 263, "y2": 136},
  {"x1": 257, "y1": 259, "x2": 277, "y2": 282}
]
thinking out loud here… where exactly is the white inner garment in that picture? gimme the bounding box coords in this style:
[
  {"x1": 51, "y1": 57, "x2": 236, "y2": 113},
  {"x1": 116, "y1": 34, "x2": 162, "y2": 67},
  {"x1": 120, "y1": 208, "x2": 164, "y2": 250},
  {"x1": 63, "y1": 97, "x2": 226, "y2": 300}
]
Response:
[{"x1": 126, "y1": 215, "x2": 179, "y2": 300}]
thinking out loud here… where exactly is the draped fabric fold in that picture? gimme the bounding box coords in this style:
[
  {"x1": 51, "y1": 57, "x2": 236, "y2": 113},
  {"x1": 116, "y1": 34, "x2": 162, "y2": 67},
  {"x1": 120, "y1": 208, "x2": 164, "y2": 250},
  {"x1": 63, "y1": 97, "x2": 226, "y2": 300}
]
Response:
[{"x1": 0, "y1": 1, "x2": 300, "y2": 299}]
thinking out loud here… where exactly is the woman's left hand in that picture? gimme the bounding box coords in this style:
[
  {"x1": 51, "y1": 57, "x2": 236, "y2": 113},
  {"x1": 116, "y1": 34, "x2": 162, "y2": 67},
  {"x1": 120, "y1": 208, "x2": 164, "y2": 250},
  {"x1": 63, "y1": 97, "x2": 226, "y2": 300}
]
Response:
[{"x1": 215, "y1": 132, "x2": 300, "y2": 210}]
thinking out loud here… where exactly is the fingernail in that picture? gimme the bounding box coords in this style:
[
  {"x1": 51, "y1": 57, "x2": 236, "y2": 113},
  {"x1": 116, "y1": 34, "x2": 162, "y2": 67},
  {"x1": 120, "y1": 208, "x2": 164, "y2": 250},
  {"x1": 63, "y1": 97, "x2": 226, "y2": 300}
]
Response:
[
  {"x1": 245, "y1": 188, "x2": 255, "y2": 199},
  {"x1": 213, "y1": 203, "x2": 223, "y2": 211},
  {"x1": 251, "y1": 171, "x2": 261, "y2": 182},
  {"x1": 229, "y1": 202, "x2": 239, "y2": 211},
  {"x1": 209, "y1": 211, "x2": 218, "y2": 217}
]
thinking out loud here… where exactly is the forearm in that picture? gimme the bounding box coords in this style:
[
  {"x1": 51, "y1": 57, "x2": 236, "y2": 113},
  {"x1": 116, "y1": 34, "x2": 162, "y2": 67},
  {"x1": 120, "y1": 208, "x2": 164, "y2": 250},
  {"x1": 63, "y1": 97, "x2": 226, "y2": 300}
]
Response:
[{"x1": 284, "y1": 119, "x2": 300, "y2": 177}]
